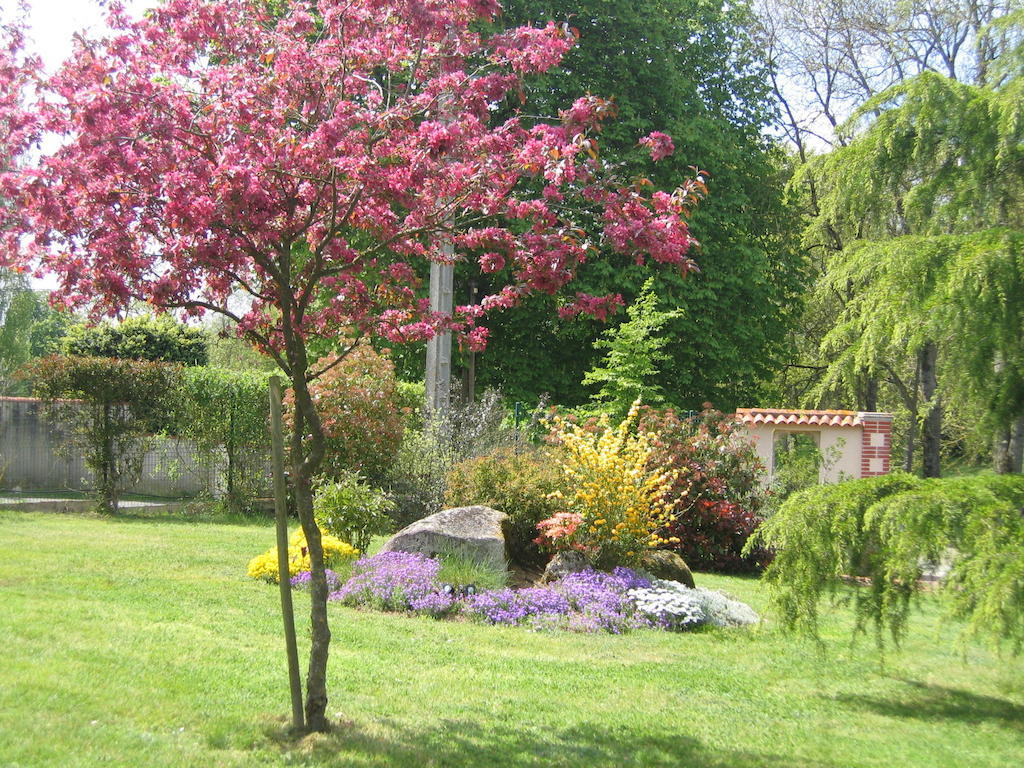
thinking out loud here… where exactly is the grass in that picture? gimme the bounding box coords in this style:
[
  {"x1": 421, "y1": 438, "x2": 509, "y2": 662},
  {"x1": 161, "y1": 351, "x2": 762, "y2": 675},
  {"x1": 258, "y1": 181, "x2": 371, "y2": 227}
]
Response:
[
  {"x1": 0, "y1": 510, "x2": 1021, "y2": 768},
  {"x1": 435, "y1": 545, "x2": 509, "y2": 590}
]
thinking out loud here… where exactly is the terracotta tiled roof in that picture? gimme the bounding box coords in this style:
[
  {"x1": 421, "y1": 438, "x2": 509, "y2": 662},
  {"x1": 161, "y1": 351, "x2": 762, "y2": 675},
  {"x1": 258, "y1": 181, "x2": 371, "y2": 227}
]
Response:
[{"x1": 736, "y1": 408, "x2": 863, "y2": 427}]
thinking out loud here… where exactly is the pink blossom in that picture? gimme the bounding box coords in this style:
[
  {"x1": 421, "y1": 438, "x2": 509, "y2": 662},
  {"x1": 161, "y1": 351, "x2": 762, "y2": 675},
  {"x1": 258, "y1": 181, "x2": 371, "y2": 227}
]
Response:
[
  {"x1": 0, "y1": 0, "x2": 703, "y2": 371},
  {"x1": 640, "y1": 131, "x2": 675, "y2": 161}
]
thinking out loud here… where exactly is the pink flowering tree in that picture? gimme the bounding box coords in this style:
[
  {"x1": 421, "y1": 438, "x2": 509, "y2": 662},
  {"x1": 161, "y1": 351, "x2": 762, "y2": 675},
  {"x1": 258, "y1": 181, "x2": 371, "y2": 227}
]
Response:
[{"x1": 0, "y1": 0, "x2": 704, "y2": 731}]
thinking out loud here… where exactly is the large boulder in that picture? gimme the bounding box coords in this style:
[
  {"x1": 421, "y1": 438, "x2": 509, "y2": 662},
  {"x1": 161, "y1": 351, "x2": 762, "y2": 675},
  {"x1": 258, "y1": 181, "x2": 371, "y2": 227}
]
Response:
[
  {"x1": 539, "y1": 550, "x2": 590, "y2": 584},
  {"x1": 640, "y1": 550, "x2": 695, "y2": 588},
  {"x1": 380, "y1": 505, "x2": 508, "y2": 572}
]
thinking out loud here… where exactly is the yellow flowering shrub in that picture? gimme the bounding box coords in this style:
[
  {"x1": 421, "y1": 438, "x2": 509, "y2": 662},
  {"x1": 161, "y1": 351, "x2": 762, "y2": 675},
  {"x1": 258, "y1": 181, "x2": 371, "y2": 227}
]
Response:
[
  {"x1": 247, "y1": 526, "x2": 359, "y2": 583},
  {"x1": 539, "y1": 401, "x2": 678, "y2": 568}
]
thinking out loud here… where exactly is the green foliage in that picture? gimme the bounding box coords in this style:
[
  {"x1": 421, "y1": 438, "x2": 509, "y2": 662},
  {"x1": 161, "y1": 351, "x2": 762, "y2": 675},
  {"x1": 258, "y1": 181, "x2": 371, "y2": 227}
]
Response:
[
  {"x1": 436, "y1": 546, "x2": 508, "y2": 591},
  {"x1": 386, "y1": 428, "x2": 450, "y2": 526},
  {"x1": 173, "y1": 367, "x2": 271, "y2": 515},
  {"x1": 64, "y1": 314, "x2": 208, "y2": 366},
  {"x1": 291, "y1": 345, "x2": 404, "y2": 484},
  {"x1": 395, "y1": 379, "x2": 425, "y2": 430},
  {"x1": 445, "y1": 447, "x2": 564, "y2": 566},
  {"x1": 313, "y1": 472, "x2": 396, "y2": 555},
  {"x1": 385, "y1": 389, "x2": 515, "y2": 525},
  {"x1": 21, "y1": 355, "x2": 180, "y2": 513},
  {"x1": 205, "y1": 330, "x2": 277, "y2": 372},
  {"x1": 472, "y1": 0, "x2": 805, "y2": 411},
  {"x1": 0, "y1": 274, "x2": 70, "y2": 394},
  {"x1": 763, "y1": 433, "x2": 832, "y2": 515},
  {"x1": 581, "y1": 278, "x2": 682, "y2": 419},
  {"x1": 750, "y1": 473, "x2": 1024, "y2": 653},
  {"x1": 796, "y1": 60, "x2": 1024, "y2": 464}
]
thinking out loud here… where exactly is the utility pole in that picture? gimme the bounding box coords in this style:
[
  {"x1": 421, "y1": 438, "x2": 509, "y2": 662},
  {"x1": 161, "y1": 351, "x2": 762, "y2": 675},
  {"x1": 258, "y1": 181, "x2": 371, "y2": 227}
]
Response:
[
  {"x1": 425, "y1": 253, "x2": 454, "y2": 415},
  {"x1": 462, "y1": 279, "x2": 477, "y2": 404},
  {"x1": 426, "y1": 79, "x2": 456, "y2": 417}
]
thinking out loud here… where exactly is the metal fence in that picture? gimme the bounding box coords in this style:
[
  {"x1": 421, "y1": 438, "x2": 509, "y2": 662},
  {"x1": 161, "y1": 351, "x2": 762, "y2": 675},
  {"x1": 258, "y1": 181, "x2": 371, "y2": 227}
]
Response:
[{"x1": 0, "y1": 396, "x2": 229, "y2": 498}]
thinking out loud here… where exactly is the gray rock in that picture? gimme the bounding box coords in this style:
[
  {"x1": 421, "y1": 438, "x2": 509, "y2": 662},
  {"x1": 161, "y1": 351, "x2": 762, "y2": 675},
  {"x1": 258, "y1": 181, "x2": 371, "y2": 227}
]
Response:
[
  {"x1": 640, "y1": 550, "x2": 695, "y2": 589},
  {"x1": 380, "y1": 505, "x2": 508, "y2": 571},
  {"x1": 691, "y1": 587, "x2": 760, "y2": 627},
  {"x1": 540, "y1": 550, "x2": 590, "y2": 584}
]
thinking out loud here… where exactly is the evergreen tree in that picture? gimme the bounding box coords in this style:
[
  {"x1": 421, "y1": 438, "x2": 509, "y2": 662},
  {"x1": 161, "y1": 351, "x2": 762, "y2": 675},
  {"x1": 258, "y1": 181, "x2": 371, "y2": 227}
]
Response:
[
  {"x1": 804, "y1": 61, "x2": 1024, "y2": 475},
  {"x1": 582, "y1": 278, "x2": 682, "y2": 418},
  {"x1": 63, "y1": 314, "x2": 208, "y2": 366}
]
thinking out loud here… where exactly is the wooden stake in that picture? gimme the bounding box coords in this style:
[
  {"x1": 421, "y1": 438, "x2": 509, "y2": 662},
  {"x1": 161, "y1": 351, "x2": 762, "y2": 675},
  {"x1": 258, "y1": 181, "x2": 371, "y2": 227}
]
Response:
[{"x1": 270, "y1": 376, "x2": 304, "y2": 731}]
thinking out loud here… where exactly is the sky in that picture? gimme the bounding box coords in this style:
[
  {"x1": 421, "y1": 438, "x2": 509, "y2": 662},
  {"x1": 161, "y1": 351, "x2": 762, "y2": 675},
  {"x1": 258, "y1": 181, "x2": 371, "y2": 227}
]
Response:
[{"x1": 4, "y1": 0, "x2": 150, "y2": 73}]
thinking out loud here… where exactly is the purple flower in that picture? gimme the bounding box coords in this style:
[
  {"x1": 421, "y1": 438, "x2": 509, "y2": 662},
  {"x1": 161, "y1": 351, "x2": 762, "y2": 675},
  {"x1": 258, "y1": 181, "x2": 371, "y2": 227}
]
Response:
[
  {"x1": 328, "y1": 555, "x2": 660, "y2": 635},
  {"x1": 464, "y1": 586, "x2": 571, "y2": 626},
  {"x1": 408, "y1": 590, "x2": 458, "y2": 617},
  {"x1": 331, "y1": 551, "x2": 441, "y2": 610},
  {"x1": 558, "y1": 567, "x2": 650, "y2": 614},
  {"x1": 550, "y1": 567, "x2": 653, "y2": 632},
  {"x1": 290, "y1": 569, "x2": 341, "y2": 591}
]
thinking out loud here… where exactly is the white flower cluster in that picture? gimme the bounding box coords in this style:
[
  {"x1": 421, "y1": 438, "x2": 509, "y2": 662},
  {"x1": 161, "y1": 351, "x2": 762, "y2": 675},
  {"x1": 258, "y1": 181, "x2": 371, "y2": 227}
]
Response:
[
  {"x1": 628, "y1": 579, "x2": 760, "y2": 631},
  {"x1": 628, "y1": 583, "x2": 707, "y2": 630}
]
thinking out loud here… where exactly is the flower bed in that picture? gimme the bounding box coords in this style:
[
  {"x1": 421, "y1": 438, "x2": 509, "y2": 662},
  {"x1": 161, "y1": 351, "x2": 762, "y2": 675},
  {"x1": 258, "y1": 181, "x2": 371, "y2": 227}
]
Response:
[{"x1": 290, "y1": 551, "x2": 759, "y2": 634}]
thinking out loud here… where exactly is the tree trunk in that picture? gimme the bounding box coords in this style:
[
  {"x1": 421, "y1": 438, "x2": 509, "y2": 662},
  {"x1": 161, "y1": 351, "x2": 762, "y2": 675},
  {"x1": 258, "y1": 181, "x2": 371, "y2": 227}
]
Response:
[
  {"x1": 919, "y1": 342, "x2": 941, "y2": 478},
  {"x1": 1011, "y1": 416, "x2": 1024, "y2": 473},
  {"x1": 102, "y1": 402, "x2": 118, "y2": 514},
  {"x1": 860, "y1": 373, "x2": 878, "y2": 412},
  {"x1": 993, "y1": 426, "x2": 1013, "y2": 474},
  {"x1": 293, "y1": 451, "x2": 331, "y2": 732},
  {"x1": 226, "y1": 396, "x2": 236, "y2": 509},
  {"x1": 995, "y1": 414, "x2": 1024, "y2": 474},
  {"x1": 288, "y1": 369, "x2": 332, "y2": 733},
  {"x1": 904, "y1": 360, "x2": 920, "y2": 473}
]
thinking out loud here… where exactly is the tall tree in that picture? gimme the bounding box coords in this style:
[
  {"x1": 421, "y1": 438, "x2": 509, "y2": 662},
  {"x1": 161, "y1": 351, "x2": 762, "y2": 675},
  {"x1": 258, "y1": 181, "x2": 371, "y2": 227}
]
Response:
[
  {"x1": 0, "y1": 0, "x2": 704, "y2": 731},
  {"x1": 755, "y1": 1, "x2": 1023, "y2": 474},
  {"x1": 464, "y1": 0, "x2": 804, "y2": 411},
  {"x1": 0, "y1": 270, "x2": 70, "y2": 394},
  {"x1": 804, "y1": 66, "x2": 1024, "y2": 476}
]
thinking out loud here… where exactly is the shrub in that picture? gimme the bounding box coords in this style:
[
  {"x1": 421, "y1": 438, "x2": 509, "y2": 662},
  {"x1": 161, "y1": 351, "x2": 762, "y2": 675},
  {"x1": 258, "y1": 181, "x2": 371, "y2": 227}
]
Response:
[
  {"x1": 247, "y1": 527, "x2": 358, "y2": 583},
  {"x1": 395, "y1": 380, "x2": 425, "y2": 431},
  {"x1": 289, "y1": 345, "x2": 404, "y2": 484},
  {"x1": 445, "y1": 446, "x2": 563, "y2": 566},
  {"x1": 21, "y1": 355, "x2": 180, "y2": 513},
  {"x1": 172, "y1": 367, "x2": 271, "y2": 514},
  {"x1": 748, "y1": 473, "x2": 1024, "y2": 653},
  {"x1": 63, "y1": 314, "x2": 207, "y2": 365},
  {"x1": 537, "y1": 403, "x2": 676, "y2": 569},
  {"x1": 313, "y1": 472, "x2": 396, "y2": 554},
  {"x1": 639, "y1": 405, "x2": 770, "y2": 573},
  {"x1": 386, "y1": 387, "x2": 516, "y2": 525},
  {"x1": 385, "y1": 428, "x2": 451, "y2": 526}
]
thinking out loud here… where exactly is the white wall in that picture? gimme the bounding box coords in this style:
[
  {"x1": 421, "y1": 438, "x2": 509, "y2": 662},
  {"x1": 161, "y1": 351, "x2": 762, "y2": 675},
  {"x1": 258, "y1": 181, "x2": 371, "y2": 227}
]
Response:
[{"x1": 743, "y1": 424, "x2": 863, "y2": 485}]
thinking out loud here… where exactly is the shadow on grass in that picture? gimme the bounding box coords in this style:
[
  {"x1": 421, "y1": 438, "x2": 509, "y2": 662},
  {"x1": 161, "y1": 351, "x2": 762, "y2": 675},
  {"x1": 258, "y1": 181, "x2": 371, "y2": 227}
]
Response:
[
  {"x1": 834, "y1": 680, "x2": 1024, "y2": 733},
  {"x1": 257, "y1": 716, "x2": 840, "y2": 768}
]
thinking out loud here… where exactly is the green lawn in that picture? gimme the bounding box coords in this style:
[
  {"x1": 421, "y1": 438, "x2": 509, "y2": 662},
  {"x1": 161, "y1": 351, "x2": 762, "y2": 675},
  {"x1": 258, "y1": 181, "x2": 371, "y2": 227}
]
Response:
[{"x1": 1, "y1": 510, "x2": 1021, "y2": 767}]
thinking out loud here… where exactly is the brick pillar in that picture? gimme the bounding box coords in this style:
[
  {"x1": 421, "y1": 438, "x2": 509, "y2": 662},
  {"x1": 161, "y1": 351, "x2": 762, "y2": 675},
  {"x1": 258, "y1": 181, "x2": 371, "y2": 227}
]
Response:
[{"x1": 859, "y1": 412, "x2": 893, "y2": 477}]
